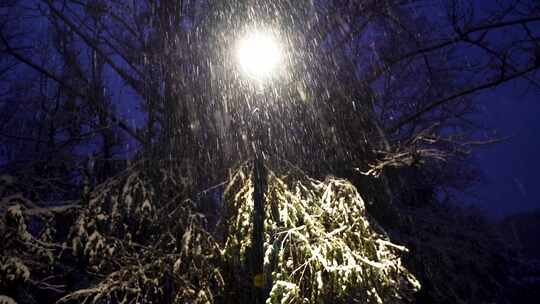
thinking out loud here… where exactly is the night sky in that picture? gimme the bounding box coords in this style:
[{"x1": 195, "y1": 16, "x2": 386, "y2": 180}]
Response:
[{"x1": 473, "y1": 80, "x2": 540, "y2": 218}]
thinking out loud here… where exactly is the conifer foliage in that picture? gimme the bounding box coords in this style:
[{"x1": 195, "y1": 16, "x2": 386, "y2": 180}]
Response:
[
  {"x1": 0, "y1": 161, "x2": 420, "y2": 303},
  {"x1": 223, "y1": 164, "x2": 420, "y2": 303}
]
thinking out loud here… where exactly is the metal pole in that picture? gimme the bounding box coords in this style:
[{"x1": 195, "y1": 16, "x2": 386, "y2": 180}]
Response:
[
  {"x1": 252, "y1": 153, "x2": 267, "y2": 304},
  {"x1": 251, "y1": 99, "x2": 267, "y2": 303}
]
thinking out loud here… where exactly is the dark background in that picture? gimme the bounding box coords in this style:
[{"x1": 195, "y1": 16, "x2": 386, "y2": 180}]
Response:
[{"x1": 474, "y1": 82, "x2": 540, "y2": 219}]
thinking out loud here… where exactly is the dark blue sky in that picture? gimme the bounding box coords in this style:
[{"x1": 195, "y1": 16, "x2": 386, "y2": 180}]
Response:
[{"x1": 473, "y1": 80, "x2": 540, "y2": 218}]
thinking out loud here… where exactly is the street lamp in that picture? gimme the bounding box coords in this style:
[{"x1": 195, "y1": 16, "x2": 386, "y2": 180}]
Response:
[
  {"x1": 235, "y1": 28, "x2": 283, "y2": 304},
  {"x1": 236, "y1": 29, "x2": 283, "y2": 81},
  {"x1": 235, "y1": 28, "x2": 284, "y2": 153}
]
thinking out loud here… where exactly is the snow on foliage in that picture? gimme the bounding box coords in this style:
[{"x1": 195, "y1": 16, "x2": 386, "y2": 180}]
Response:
[
  {"x1": 0, "y1": 199, "x2": 59, "y2": 300},
  {"x1": 223, "y1": 164, "x2": 420, "y2": 303},
  {"x1": 60, "y1": 162, "x2": 223, "y2": 303},
  {"x1": 0, "y1": 161, "x2": 420, "y2": 303}
]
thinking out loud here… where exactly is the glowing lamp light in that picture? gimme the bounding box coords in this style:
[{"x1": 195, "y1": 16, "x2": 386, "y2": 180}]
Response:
[{"x1": 237, "y1": 30, "x2": 282, "y2": 80}]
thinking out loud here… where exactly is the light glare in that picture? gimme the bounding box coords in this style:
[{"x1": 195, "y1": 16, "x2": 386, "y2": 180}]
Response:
[{"x1": 237, "y1": 30, "x2": 282, "y2": 79}]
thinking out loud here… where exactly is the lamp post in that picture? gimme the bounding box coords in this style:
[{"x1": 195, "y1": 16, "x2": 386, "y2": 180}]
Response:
[
  {"x1": 237, "y1": 30, "x2": 282, "y2": 80},
  {"x1": 236, "y1": 28, "x2": 283, "y2": 303}
]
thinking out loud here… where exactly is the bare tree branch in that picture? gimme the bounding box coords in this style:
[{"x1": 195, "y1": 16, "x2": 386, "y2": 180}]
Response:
[
  {"x1": 0, "y1": 31, "x2": 145, "y2": 144},
  {"x1": 387, "y1": 63, "x2": 539, "y2": 133}
]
